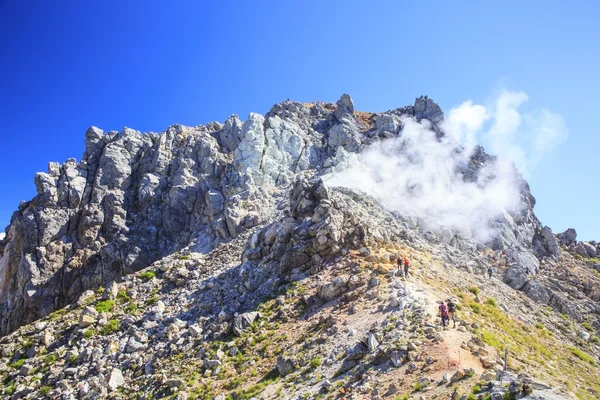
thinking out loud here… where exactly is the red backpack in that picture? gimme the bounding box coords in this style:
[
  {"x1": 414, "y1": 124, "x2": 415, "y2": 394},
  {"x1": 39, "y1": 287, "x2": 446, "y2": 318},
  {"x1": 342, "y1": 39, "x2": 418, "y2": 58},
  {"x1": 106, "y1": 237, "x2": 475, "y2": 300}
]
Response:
[{"x1": 439, "y1": 304, "x2": 448, "y2": 317}]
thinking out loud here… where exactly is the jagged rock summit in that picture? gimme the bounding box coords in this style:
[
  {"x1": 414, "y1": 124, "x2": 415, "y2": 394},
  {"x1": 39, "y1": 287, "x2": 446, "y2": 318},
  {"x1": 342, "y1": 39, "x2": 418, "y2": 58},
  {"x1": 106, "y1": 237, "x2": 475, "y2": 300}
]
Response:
[
  {"x1": 0, "y1": 95, "x2": 457, "y2": 336},
  {"x1": 0, "y1": 95, "x2": 599, "y2": 400}
]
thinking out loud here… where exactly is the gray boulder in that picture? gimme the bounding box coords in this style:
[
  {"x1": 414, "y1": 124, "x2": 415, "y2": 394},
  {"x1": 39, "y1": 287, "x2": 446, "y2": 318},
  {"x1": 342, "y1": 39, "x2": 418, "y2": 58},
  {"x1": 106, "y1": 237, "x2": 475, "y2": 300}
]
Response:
[
  {"x1": 558, "y1": 228, "x2": 577, "y2": 245},
  {"x1": 232, "y1": 311, "x2": 260, "y2": 336}
]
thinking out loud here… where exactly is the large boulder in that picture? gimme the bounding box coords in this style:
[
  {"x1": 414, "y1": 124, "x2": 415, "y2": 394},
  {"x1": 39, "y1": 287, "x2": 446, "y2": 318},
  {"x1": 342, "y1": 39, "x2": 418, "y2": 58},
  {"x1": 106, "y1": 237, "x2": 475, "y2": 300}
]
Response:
[
  {"x1": 558, "y1": 228, "x2": 577, "y2": 246},
  {"x1": 232, "y1": 312, "x2": 260, "y2": 336}
]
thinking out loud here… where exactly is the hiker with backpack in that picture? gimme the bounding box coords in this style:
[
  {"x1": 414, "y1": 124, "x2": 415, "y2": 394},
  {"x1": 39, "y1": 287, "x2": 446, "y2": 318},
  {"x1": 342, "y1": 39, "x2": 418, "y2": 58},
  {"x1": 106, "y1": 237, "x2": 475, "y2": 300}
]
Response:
[
  {"x1": 396, "y1": 255, "x2": 403, "y2": 276},
  {"x1": 487, "y1": 266, "x2": 493, "y2": 279},
  {"x1": 447, "y1": 298, "x2": 457, "y2": 328},
  {"x1": 439, "y1": 301, "x2": 449, "y2": 329},
  {"x1": 403, "y1": 257, "x2": 410, "y2": 279}
]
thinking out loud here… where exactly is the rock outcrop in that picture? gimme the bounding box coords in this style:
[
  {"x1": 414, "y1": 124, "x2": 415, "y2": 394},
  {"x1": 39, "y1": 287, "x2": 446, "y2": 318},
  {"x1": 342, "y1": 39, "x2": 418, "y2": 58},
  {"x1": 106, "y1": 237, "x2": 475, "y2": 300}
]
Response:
[{"x1": 0, "y1": 94, "x2": 587, "y2": 342}]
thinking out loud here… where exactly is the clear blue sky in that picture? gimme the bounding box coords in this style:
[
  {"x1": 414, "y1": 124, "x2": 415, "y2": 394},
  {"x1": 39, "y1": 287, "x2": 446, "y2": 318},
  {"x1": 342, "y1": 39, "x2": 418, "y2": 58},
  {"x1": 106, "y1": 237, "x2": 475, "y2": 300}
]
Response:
[{"x1": 1, "y1": 1, "x2": 598, "y2": 240}]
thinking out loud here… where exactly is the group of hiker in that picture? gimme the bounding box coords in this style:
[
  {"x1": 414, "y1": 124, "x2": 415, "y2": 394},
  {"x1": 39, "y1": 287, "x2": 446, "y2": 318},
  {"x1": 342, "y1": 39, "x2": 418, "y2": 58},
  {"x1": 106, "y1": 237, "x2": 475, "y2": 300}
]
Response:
[
  {"x1": 438, "y1": 298, "x2": 457, "y2": 329},
  {"x1": 396, "y1": 256, "x2": 410, "y2": 279}
]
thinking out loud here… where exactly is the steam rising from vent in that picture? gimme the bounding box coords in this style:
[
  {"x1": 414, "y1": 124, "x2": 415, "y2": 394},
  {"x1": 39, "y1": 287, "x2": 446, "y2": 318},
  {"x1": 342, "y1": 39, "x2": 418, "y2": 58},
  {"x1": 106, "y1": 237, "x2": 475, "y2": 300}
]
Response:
[{"x1": 325, "y1": 91, "x2": 568, "y2": 242}]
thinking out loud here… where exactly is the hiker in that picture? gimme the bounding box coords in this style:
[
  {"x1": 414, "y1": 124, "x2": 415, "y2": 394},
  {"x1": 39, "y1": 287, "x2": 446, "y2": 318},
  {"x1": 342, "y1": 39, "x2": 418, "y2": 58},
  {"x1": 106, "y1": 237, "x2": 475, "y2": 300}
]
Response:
[
  {"x1": 404, "y1": 257, "x2": 410, "y2": 279},
  {"x1": 487, "y1": 266, "x2": 493, "y2": 279},
  {"x1": 439, "y1": 301, "x2": 449, "y2": 329},
  {"x1": 396, "y1": 255, "x2": 403, "y2": 275},
  {"x1": 447, "y1": 298, "x2": 457, "y2": 328}
]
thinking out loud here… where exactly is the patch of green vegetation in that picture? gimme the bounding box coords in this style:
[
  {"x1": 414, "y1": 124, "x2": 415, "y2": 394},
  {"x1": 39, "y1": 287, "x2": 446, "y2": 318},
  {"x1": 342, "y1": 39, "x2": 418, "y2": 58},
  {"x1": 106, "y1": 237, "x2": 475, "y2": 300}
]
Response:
[
  {"x1": 39, "y1": 386, "x2": 52, "y2": 396},
  {"x1": 582, "y1": 322, "x2": 595, "y2": 332},
  {"x1": 146, "y1": 294, "x2": 159, "y2": 306},
  {"x1": 68, "y1": 354, "x2": 78, "y2": 364},
  {"x1": 560, "y1": 313, "x2": 570, "y2": 320},
  {"x1": 470, "y1": 303, "x2": 482, "y2": 314},
  {"x1": 485, "y1": 298, "x2": 497, "y2": 307},
  {"x1": 394, "y1": 395, "x2": 409, "y2": 400},
  {"x1": 309, "y1": 356, "x2": 322, "y2": 369},
  {"x1": 94, "y1": 299, "x2": 115, "y2": 313},
  {"x1": 9, "y1": 358, "x2": 26, "y2": 369},
  {"x1": 117, "y1": 290, "x2": 131, "y2": 303},
  {"x1": 465, "y1": 394, "x2": 477, "y2": 400},
  {"x1": 459, "y1": 292, "x2": 600, "y2": 400},
  {"x1": 139, "y1": 271, "x2": 156, "y2": 281},
  {"x1": 5, "y1": 383, "x2": 16, "y2": 395},
  {"x1": 83, "y1": 329, "x2": 97, "y2": 338},
  {"x1": 568, "y1": 347, "x2": 597, "y2": 365},
  {"x1": 472, "y1": 383, "x2": 482, "y2": 394},
  {"x1": 535, "y1": 322, "x2": 545, "y2": 330},
  {"x1": 413, "y1": 380, "x2": 429, "y2": 392},
  {"x1": 468, "y1": 286, "x2": 480, "y2": 295},
  {"x1": 179, "y1": 255, "x2": 191, "y2": 260},
  {"x1": 22, "y1": 339, "x2": 33, "y2": 350},
  {"x1": 125, "y1": 303, "x2": 138, "y2": 314},
  {"x1": 44, "y1": 353, "x2": 58, "y2": 365},
  {"x1": 96, "y1": 286, "x2": 105, "y2": 294},
  {"x1": 100, "y1": 319, "x2": 120, "y2": 335}
]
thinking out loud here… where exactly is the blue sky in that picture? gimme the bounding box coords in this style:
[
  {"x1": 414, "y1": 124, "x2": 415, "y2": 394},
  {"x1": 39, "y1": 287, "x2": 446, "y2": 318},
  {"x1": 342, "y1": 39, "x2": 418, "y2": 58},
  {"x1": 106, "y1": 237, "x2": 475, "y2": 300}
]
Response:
[{"x1": 0, "y1": 1, "x2": 598, "y2": 240}]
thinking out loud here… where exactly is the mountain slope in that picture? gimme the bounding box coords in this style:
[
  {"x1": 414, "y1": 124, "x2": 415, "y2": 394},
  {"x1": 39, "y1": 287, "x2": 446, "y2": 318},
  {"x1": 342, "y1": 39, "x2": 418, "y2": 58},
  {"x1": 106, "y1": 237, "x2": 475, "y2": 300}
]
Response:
[{"x1": 0, "y1": 95, "x2": 599, "y2": 399}]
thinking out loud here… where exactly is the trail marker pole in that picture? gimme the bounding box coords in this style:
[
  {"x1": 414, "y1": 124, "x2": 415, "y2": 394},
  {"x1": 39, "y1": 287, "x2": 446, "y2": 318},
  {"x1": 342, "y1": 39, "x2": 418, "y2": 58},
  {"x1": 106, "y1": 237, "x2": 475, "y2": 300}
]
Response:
[{"x1": 504, "y1": 348, "x2": 509, "y2": 377}]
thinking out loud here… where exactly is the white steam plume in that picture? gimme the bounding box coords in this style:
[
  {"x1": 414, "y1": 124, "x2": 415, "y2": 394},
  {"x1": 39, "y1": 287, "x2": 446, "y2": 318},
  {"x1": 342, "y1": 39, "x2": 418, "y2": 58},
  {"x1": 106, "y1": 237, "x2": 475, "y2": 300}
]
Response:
[{"x1": 325, "y1": 91, "x2": 569, "y2": 242}]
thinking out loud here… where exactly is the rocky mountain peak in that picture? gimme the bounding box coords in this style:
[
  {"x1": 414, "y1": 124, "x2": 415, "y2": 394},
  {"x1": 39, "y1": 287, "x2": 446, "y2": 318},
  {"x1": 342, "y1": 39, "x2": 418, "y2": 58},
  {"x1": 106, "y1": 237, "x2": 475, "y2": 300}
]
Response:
[{"x1": 0, "y1": 95, "x2": 599, "y2": 399}]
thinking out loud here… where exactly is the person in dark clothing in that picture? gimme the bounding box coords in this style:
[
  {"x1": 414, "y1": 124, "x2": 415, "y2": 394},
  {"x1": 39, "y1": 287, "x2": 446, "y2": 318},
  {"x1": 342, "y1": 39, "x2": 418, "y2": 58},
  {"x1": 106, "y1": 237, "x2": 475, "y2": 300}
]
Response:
[
  {"x1": 439, "y1": 301, "x2": 449, "y2": 329},
  {"x1": 396, "y1": 256, "x2": 403, "y2": 275},
  {"x1": 487, "y1": 266, "x2": 493, "y2": 279},
  {"x1": 403, "y1": 257, "x2": 410, "y2": 279},
  {"x1": 447, "y1": 298, "x2": 457, "y2": 328}
]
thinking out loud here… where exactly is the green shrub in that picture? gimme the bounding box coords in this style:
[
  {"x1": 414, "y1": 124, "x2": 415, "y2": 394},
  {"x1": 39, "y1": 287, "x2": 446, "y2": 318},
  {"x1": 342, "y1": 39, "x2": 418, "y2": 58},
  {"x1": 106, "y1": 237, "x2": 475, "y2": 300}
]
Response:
[
  {"x1": 100, "y1": 319, "x2": 120, "y2": 335},
  {"x1": 44, "y1": 353, "x2": 58, "y2": 365},
  {"x1": 39, "y1": 386, "x2": 52, "y2": 395},
  {"x1": 9, "y1": 358, "x2": 26, "y2": 369},
  {"x1": 95, "y1": 299, "x2": 115, "y2": 313},
  {"x1": 83, "y1": 329, "x2": 97, "y2": 338},
  {"x1": 139, "y1": 271, "x2": 156, "y2": 281},
  {"x1": 309, "y1": 356, "x2": 322, "y2": 369},
  {"x1": 535, "y1": 322, "x2": 545, "y2": 330},
  {"x1": 485, "y1": 298, "x2": 497, "y2": 307},
  {"x1": 68, "y1": 354, "x2": 78, "y2": 364},
  {"x1": 117, "y1": 290, "x2": 131, "y2": 303},
  {"x1": 468, "y1": 286, "x2": 480, "y2": 296},
  {"x1": 568, "y1": 346, "x2": 597, "y2": 365},
  {"x1": 470, "y1": 303, "x2": 482, "y2": 314},
  {"x1": 472, "y1": 383, "x2": 482, "y2": 394},
  {"x1": 96, "y1": 286, "x2": 105, "y2": 294}
]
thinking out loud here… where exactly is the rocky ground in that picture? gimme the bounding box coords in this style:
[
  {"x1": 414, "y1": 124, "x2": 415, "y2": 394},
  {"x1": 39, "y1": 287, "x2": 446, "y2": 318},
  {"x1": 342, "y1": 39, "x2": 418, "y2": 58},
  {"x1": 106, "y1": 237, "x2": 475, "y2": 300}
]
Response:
[{"x1": 1, "y1": 181, "x2": 599, "y2": 400}]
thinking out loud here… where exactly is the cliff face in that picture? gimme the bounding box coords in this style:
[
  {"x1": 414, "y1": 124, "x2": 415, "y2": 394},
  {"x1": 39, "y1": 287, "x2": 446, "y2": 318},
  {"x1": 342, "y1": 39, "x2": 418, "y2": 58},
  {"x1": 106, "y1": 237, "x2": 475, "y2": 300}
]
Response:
[{"x1": 0, "y1": 95, "x2": 543, "y2": 336}]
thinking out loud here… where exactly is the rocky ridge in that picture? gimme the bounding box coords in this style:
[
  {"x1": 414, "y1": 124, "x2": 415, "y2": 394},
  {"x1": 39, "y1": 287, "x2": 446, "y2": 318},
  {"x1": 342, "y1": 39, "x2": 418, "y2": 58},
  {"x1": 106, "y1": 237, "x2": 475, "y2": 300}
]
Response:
[{"x1": 0, "y1": 95, "x2": 599, "y2": 399}]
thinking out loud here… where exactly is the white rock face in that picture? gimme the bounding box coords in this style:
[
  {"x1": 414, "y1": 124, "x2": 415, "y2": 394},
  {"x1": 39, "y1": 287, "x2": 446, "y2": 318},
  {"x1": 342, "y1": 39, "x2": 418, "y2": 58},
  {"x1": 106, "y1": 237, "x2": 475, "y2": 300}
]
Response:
[{"x1": 108, "y1": 368, "x2": 124, "y2": 390}]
